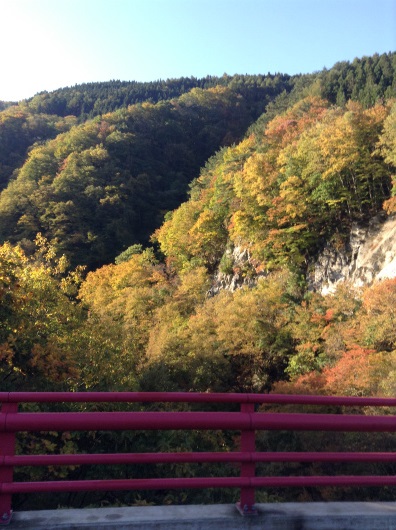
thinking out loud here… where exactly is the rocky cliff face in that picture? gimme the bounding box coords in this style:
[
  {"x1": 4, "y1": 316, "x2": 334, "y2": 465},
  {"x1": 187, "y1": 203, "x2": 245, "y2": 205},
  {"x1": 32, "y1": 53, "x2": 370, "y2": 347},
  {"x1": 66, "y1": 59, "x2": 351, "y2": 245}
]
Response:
[
  {"x1": 309, "y1": 213, "x2": 396, "y2": 294},
  {"x1": 209, "y1": 246, "x2": 267, "y2": 296},
  {"x1": 209, "y1": 213, "x2": 396, "y2": 296}
]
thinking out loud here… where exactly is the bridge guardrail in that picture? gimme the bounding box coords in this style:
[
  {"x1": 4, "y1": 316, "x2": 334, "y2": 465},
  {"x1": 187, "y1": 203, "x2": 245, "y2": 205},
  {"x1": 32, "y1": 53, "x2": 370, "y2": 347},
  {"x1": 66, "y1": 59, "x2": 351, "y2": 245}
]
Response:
[{"x1": 1, "y1": 391, "x2": 396, "y2": 524}]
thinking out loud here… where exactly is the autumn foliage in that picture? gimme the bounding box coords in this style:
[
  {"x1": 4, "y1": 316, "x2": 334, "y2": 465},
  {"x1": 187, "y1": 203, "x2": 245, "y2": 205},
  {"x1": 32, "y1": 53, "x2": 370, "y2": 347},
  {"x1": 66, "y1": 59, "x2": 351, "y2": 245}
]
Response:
[
  {"x1": 1, "y1": 54, "x2": 396, "y2": 508},
  {"x1": 1, "y1": 87, "x2": 396, "y2": 396}
]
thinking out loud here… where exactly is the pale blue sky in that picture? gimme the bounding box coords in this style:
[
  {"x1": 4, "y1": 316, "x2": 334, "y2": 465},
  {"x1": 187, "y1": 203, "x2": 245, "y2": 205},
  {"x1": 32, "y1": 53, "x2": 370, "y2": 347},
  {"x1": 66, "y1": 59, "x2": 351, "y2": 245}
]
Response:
[{"x1": 1, "y1": 0, "x2": 395, "y2": 101}]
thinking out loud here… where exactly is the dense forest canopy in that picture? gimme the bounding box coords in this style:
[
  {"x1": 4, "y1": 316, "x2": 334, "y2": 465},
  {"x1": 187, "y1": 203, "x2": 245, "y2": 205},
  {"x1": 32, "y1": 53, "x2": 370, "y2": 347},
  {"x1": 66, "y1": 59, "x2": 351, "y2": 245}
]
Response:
[
  {"x1": 21, "y1": 73, "x2": 294, "y2": 121},
  {"x1": 157, "y1": 97, "x2": 391, "y2": 272},
  {"x1": 0, "y1": 53, "x2": 395, "y2": 268},
  {"x1": 2, "y1": 52, "x2": 396, "y2": 508},
  {"x1": 0, "y1": 51, "x2": 395, "y2": 392},
  {"x1": 0, "y1": 86, "x2": 273, "y2": 268}
]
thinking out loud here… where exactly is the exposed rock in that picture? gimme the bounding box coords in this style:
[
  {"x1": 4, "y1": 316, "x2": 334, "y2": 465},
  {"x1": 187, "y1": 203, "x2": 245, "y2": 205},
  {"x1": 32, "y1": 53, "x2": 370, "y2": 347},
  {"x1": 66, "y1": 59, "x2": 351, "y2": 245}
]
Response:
[
  {"x1": 309, "y1": 213, "x2": 396, "y2": 294},
  {"x1": 209, "y1": 214, "x2": 396, "y2": 297},
  {"x1": 208, "y1": 245, "x2": 267, "y2": 296}
]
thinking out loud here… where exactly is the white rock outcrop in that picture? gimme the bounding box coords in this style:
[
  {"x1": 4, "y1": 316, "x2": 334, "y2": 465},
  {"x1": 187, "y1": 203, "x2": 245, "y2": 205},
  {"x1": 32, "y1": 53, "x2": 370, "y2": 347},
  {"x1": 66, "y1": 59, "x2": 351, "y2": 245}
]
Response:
[
  {"x1": 209, "y1": 246, "x2": 267, "y2": 296},
  {"x1": 209, "y1": 214, "x2": 396, "y2": 296},
  {"x1": 309, "y1": 213, "x2": 396, "y2": 294}
]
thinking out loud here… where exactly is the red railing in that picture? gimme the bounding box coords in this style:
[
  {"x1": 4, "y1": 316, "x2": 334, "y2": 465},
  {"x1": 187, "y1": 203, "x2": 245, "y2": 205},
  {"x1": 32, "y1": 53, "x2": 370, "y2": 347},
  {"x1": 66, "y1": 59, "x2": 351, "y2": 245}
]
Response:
[{"x1": 2, "y1": 392, "x2": 396, "y2": 524}]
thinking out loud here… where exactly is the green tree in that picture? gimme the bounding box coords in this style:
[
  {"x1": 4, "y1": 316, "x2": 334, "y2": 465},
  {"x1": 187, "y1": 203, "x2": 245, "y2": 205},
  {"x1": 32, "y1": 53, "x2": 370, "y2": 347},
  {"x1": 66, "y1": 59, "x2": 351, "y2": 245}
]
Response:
[{"x1": 0, "y1": 238, "x2": 84, "y2": 390}]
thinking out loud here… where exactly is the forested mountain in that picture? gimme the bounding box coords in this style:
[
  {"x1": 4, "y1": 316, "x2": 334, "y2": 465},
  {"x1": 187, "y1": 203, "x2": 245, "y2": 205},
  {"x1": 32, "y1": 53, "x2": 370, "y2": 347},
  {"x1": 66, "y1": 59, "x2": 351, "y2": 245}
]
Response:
[
  {"x1": 0, "y1": 49, "x2": 395, "y2": 392},
  {"x1": 2, "y1": 51, "x2": 396, "y2": 508},
  {"x1": 0, "y1": 107, "x2": 77, "y2": 191},
  {"x1": 157, "y1": 97, "x2": 390, "y2": 273},
  {"x1": 0, "y1": 73, "x2": 294, "y2": 199},
  {"x1": 320, "y1": 52, "x2": 396, "y2": 106},
  {"x1": 21, "y1": 74, "x2": 294, "y2": 121},
  {"x1": 0, "y1": 53, "x2": 394, "y2": 269},
  {"x1": 0, "y1": 101, "x2": 14, "y2": 111},
  {"x1": 9, "y1": 52, "x2": 395, "y2": 120},
  {"x1": 0, "y1": 87, "x2": 275, "y2": 268}
]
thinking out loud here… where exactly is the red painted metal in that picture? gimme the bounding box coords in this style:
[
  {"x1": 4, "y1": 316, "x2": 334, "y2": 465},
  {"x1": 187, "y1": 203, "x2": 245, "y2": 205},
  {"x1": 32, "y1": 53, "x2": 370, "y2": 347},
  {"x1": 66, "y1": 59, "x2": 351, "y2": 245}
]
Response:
[
  {"x1": 0, "y1": 403, "x2": 17, "y2": 525},
  {"x1": 2, "y1": 392, "x2": 396, "y2": 524},
  {"x1": 2, "y1": 477, "x2": 247, "y2": 494},
  {"x1": 252, "y1": 412, "x2": 396, "y2": 432},
  {"x1": 4, "y1": 451, "x2": 396, "y2": 467},
  {"x1": 2, "y1": 391, "x2": 396, "y2": 407},
  {"x1": 238, "y1": 402, "x2": 257, "y2": 514},
  {"x1": 2, "y1": 411, "x2": 396, "y2": 433},
  {"x1": 4, "y1": 475, "x2": 396, "y2": 495},
  {"x1": 2, "y1": 411, "x2": 248, "y2": 432}
]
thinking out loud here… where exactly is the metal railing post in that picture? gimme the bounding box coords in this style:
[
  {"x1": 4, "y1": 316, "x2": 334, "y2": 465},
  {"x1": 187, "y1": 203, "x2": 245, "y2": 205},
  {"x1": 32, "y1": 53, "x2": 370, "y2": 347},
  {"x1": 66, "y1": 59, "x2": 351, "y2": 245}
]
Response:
[
  {"x1": 4, "y1": 392, "x2": 396, "y2": 518},
  {"x1": 0, "y1": 402, "x2": 18, "y2": 525},
  {"x1": 236, "y1": 402, "x2": 257, "y2": 515}
]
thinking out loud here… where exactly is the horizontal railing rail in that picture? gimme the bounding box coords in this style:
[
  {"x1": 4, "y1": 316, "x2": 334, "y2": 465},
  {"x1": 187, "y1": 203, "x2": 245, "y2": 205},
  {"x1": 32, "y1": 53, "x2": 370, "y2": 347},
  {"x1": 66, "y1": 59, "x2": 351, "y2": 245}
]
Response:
[
  {"x1": 2, "y1": 391, "x2": 396, "y2": 405},
  {"x1": 1, "y1": 392, "x2": 396, "y2": 524}
]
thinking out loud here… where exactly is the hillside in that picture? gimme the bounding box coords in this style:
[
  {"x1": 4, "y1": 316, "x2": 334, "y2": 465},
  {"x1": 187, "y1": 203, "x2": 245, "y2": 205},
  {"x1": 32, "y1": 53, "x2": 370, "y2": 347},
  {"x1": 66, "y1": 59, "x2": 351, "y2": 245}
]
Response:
[
  {"x1": 1, "y1": 51, "x2": 396, "y2": 509},
  {"x1": 21, "y1": 74, "x2": 294, "y2": 120},
  {"x1": 0, "y1": 88, "x2": 270, "y2": 269},
  {"x1": 0, "y1": 51, "x2": 395, "y2": 396},
  {"x1": 0, "y1": 53, "x2": 395, "y2": 270},
  {"x1": 0, "y1": 76, "x2": 299, "y2": 269}
]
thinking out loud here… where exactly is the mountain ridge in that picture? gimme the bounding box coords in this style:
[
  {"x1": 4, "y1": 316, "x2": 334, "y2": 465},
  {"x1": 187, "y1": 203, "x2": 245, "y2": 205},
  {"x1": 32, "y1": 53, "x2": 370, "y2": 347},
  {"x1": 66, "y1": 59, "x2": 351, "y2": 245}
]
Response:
[{"x1": 1, "y1": 51, "x2": 396, "y2": 400}]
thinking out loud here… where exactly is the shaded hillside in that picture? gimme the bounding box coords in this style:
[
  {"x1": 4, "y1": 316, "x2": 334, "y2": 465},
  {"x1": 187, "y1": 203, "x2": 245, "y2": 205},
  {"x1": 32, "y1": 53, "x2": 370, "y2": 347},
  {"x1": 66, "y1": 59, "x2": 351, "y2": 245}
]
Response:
[
  {"x1": 22, "y1": 74, "x2": 294, "y2": 121},
  {"x1": 0, "y1": 87, "x2": 264, "y2": 268},
  {"x1": 0, "y1": 108, "x2": 77, "y2": 191},
  {"x1": 0, "y1": 74, "x2": 294, "y2": 200}
]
